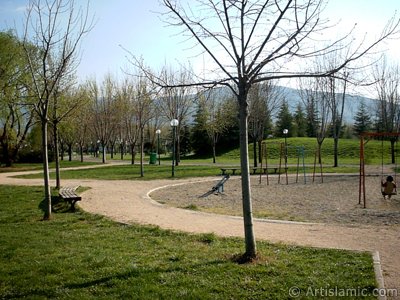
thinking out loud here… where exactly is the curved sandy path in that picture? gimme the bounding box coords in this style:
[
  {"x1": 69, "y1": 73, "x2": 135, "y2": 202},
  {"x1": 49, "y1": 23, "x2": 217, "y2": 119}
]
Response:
[{"x1": 1, "y1": 167, "x2": 399, "y2": 297}]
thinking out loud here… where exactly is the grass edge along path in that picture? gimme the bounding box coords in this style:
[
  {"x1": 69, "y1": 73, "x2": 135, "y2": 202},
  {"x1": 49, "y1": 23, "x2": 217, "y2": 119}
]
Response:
[
  {"x1": 14, "y1": 163, "x2": 360, "y2": 181},
  {"x1": 0, "y1": 185, "x2": 377, "y2": 299}
]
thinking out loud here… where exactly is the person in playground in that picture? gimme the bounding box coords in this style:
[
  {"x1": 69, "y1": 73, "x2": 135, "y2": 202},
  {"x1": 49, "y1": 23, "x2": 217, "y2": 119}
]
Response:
[{"x1": 381, "y1": 175, "x2": 397, "y2": 199}]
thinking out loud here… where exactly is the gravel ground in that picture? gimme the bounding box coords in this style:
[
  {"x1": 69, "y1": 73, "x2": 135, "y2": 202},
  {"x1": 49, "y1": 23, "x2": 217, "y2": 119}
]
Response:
[{"x1": 151, "y1": 175, "x2": 400, "y2": 226}]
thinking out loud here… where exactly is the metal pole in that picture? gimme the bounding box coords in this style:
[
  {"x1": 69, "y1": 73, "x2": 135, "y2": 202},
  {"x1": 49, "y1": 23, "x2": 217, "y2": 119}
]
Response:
[
  {"x1": 157, "y1": 134, "x2": 161, "y2": 165},
  {"x1": 172, "y1": 126, "x2": 176, "y2": 177},
  {"x1": 302, "y1": 146, "x2": 306, "y2": 184},
  {"x1": 283, "y1": 131, "x2": 289, "y2": 185},
  {"x1": 284, "y1": 135, "x2": 288, "y2": 167},
  {"x1": 284, "y1": 136, "x2": 288, "y2": 185},
  {"x1": 278, "y1": 143, "x2": 283, "y2": 184}
]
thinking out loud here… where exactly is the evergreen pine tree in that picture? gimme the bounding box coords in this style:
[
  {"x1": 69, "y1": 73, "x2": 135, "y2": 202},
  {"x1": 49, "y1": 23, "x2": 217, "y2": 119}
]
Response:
[
  {"x1": 353, "y1": 101, "x2": 372, "y2": 136},
  {"x1": 293, "y1": 103, "x2": 307, "y2": 137},
  {"x1": 180, "y1": 124, "x2": 192, "y2": 156},
  {"x1": 305, "y1": 99, "x2": 320, "y2": 137},
  {"x1": 191, "y1": 101, "x2": 211, "y2": 155},
  {"x1": 275, "y1": 101, "x2": 293, "y2": 137}
]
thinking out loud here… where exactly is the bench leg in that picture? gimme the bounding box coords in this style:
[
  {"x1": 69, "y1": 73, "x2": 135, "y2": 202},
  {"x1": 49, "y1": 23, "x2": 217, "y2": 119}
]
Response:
[
  {"x1": 70, "y1": 200, "x2": 77, "y2": 211},
  {"x1": 232, "y1": 170, "x2": 236, "y2": 175}
]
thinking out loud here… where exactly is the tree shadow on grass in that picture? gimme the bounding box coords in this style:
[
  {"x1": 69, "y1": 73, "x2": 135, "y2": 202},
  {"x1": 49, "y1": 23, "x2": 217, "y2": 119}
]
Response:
[
  {"x1": 5, "y1": 261, "x2": 225, "y2": 299},
  {"x1": 64, "y1": 259, "x2": 226, "y2": 291}
]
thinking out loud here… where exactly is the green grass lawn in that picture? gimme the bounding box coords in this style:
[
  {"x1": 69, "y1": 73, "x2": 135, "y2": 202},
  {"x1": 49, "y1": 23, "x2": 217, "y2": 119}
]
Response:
[
  {"x1": 15, "y1": 164, "x2": 221, "y2": 180},
  {"x1": 0, "y1": 185, "x2": 377, "y2": 299},
  {"x1": 14, "y1": 163, "x2": 360, "y2": 181},
  {"x1": 212, "y1": 138, "x2": 400, "y2": 165},
  {"x1": 182, "y1": 137, "x2": 398, "y2": 165}
]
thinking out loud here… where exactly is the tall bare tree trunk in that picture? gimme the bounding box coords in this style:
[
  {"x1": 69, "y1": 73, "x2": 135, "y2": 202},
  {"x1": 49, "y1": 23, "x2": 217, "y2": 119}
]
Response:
[
  {"x1": 131, "y1": 145, "x2": 135, "y2": 165},
  {"x1": 333, "y1": 138, "x2": 338, "y2": 167},
  {"x1": 140, "y1": 128, "x2": 144, "y2": 177},
  {"x1": 68, "y1": 144, "x2": 72, "y2": 161},
  {"x1": 176, "y1": 132, "x2": 180, "y2": 166},
  {"x1": 42, "y1": 119, "x2": 52, "y2": 220},
  {"x1": 238, "y1": 92, "x2": 256, "y2": 259},
  {"x1": 80, "y1": 145, "x2": 83, "y2": 162},
  {"x1": 102, "y1": 143, "x2": 106, "y2": 163},
  {"x1": 60, "y1": 141, "x2": 65, "y2": 160},
  {"x1": 53, "y1": 123, "x2": 61, "y2": 189},
  {"x1": 317, "y1": 142, "x2": 323, "y2": 165},
  {"x1": 253, "y1": 137, "x2": 257, "y2": 168},
  {"x1": 110, "y1": 144, "x2": 114, "y2": 159},
  {"x1": 258, "y1": 140, "x2": 262, "y2": 164},
  {"x1": 212, "y1": 135, "x2": 217, "y2": 164},
  {"x1": 391, "y1": 139, "x2": 395, "y2": 164}
]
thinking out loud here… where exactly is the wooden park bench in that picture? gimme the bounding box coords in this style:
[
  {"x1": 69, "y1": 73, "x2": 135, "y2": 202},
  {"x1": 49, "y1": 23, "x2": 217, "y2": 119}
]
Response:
[
  {"x1": 251, "y1": 167, "x2": 279, "y2": 175},
  {"x1": 59, "y1": 186, "x2": 81, "y2": 211},
  {"x1": 220, "y1": 168, "x2": 239, "y2": 175},
  {"x1": 221, "y1": 167, "x2": 286, "y2": 176}
]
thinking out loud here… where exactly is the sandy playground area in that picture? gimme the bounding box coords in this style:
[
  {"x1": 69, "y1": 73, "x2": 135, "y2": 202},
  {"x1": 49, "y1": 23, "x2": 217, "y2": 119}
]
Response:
[{"x1": 151, "y1": 174, "x2": 400, "y2": 226}]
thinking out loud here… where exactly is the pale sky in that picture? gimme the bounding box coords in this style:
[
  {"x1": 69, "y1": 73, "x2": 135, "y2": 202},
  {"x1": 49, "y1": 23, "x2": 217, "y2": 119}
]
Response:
[{"x1": 0, "y1": 0, "x2": 399, "y2": 88}]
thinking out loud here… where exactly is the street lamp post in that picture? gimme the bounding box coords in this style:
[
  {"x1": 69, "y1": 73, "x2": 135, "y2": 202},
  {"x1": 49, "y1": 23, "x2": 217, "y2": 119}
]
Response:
[
  {"x1": 170, "y1": 119, "x2": 179, "y2": 177},
  {"x1": 283, "y1": 129, "x2": 288, "y2": 166},
  {"x1": 283, "y1": 129, "x2": 289, "y2": 185},
  {"x1": 156, "y1": 129, "x2": 161, "y2": 165}
]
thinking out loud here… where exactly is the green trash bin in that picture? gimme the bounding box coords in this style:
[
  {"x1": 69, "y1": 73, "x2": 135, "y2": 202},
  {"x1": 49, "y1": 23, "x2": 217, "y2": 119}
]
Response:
[{"x1": 149, "y1": 152, "x2": 157, "y2": 165}]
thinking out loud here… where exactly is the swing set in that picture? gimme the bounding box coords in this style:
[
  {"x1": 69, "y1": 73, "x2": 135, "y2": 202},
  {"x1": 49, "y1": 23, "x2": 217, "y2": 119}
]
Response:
[
  {"x1": 359, "y1": 132, "x2": 400, "y2": 208},
  {"x1": 259, "y1": 141, "x2": 324, "y2": 185}
]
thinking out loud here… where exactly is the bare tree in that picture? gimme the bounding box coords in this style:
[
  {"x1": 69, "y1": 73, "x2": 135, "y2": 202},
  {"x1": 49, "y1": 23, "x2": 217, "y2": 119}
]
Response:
[
  {"x1": 327, "y1": 72, "x2": 349, "y2": 168},
  {"x1": 312, "y1": 50, "x2": 350, "y2": 167},
  {"x1": 51, "y1": 83, "x2": 87, "y2": 188},
  {"x1": 248, "y1": 81, "x2": 283, "y2": 166},
  {"x1": 72, "y1": 94, "x2": 91, "y2": 162},
  {"x1": 114, "y1": 79, "x2": 130, "y2": 160},
  {"x1": 197, "y1": 88, "x2": 236, "y2": 163},
  {"x1": 22, "y1": 0, "x2": 92, "y2": 219},
  {"x1": 117, "y1": 77, "x2": 139, "y2": 164},
  {"x1": 133, "y1": 76, "x2": 155, "y2": 177},
  {"x1": 298, "y1": 75, "x2": 331, "y2": 163},
  {"x1": 158, "y1": 66, "x2": 194, "y2": 165},
  {"x1": 89, "y1": 75, "x2": 118, "y2": 164},
  {"x1": 373, "y1": 58, "x2": 400, "y2": 163},
  {"x1": 134, "y1": 0, "x2": 399, "y2": 260}
]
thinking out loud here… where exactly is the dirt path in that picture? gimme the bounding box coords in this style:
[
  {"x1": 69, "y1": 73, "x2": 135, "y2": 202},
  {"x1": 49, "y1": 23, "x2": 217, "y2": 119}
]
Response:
[{"x1": 1, "y1": 167, "x2": 399, "y2": 297}]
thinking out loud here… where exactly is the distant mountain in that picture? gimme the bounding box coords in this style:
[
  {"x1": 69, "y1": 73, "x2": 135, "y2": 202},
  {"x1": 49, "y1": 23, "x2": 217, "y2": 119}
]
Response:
[
  {"x1": 279, "y1": 86, "x2": 378, "y2": 124},
  {"x1": 192, "y1": 85, "x2": 378, "y2": 125}
]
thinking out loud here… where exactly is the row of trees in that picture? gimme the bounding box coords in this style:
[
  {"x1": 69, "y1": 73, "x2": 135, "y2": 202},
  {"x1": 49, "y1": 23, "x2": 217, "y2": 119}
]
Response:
[
  {"x1": 2, "y1": 27, "x2": 400, "y2": 211},
  {"x1": 0, "y1": 0, "x2": 93, "y2": 220},
  {"x1": 2, "y1": 25, "x2": 400, "y2": 212},
  {"x1": 1, "y1": 0, "x2": 399, "y2": 260},
  {"x1": 3, "y1": 30, "x2": 398, "y2": 169}
]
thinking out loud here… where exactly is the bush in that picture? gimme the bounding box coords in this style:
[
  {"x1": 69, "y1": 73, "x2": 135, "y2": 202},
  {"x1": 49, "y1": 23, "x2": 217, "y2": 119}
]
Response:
[{"x1": 17, "y1": 149, "x2": 54, "y2": 163}]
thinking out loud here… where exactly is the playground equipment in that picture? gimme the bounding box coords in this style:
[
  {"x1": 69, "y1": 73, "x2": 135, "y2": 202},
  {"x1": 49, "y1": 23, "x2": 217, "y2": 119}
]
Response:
[
  {"x1": 200, "y1": 174, "x2": 230, "y2": 198},
  {"x1": 259, "y1": 141, "x2": 323, "y2": 185},
  {"x1": 359, "y1": 132, "x2": 400, "y2": 208}
]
